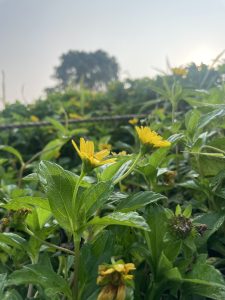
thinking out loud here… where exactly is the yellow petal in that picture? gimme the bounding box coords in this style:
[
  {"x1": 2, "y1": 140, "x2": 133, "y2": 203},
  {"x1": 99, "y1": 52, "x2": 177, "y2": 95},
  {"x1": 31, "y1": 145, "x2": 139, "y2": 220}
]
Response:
[
  {"x1": 95, "y1": 149, "x2": 110, "y2": 160},
  {"x1": 100, "y1": 268, "x2": 115, "y2": 275},
  {"x1": 72, "y1": 140, "x2": 81, "y2": 157},
  {"x1": 116, "y1": 285, "x2": 126, "y2": 300},
  {"x1": 80, "y1": 138, "x2": 86, "y2": 152},
  {"x1": 114, "y1": 264, "x2": 125, "y2": 273},
  {"x1": 123, "y1": 274, "x2": 134, "y2": 280},
  {"x1": 97, "y1": 285, "x2": 117, "y2": 300},
  {"x1": 86, "y1": 140, "x2": 94, "y2": 156},
  {"x1": 124, "y1": 263, "x2": 136, "y2": 273},
  {"x1": 98, "y1": 158, "x2": 116, "y2": 166}
]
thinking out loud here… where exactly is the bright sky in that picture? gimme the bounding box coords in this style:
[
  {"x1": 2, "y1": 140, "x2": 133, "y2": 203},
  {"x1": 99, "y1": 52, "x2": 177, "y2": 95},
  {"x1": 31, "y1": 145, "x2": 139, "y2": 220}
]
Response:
[{"x1": 0, "y1": 0, "x2": 225, "y2": 103}]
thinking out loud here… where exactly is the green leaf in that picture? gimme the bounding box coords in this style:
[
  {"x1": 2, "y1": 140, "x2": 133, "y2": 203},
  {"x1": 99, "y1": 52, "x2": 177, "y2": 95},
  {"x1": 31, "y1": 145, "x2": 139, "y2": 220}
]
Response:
[
  {"x1": 86, "y1": 212, "x2": 150, "y2": 231},
  {"x1": 2, "y1": 196, "x2": 50, "y2": 211},
  {"x1": 40, "y1": 138, "x2": 68, "y2": 160},
  {"x1": 0, "y1": 233, "x2": 25, "y2": 249},
  {"x1": 175, "y1": 204, "x2": 181, "y2": 216},
  {"x1": 22, "y1": 173, "x2": 39, "y2": 182},
  {"x1": 198, "y1": 108, "x2": 225, "y2": 129},
  {"x1": 194, "y1": 212, "x2": 225, "y2": 245},
  {"x1": 38, "y1": 161, "x2": 76, "y2": 232},
  {"x1": 148, "y1": 148, "x2": 169, "y2": 168},
  {"x1": 26, "y1": 207, "x2": 52, "y2": 230},
  {"x1": 100, "y1": 158, "x2": 132, "y2": 181},
  {"x1": 183, "y1": 255, "x2": 225, "y2": 299},
  {"x1": 157, "y1": 252, "x2": 173, "y2": 277},
  {"x1": 2, "y1": 290, "x2": 23, "y2": 300},
  {"x1": 0, "y1": 274, "x2": 7, "y2": 297},
  {"x1": 0, "y1": 145, "x2": 24, "y2": 165},
  {"x1": 145, "y1": 206, "x2": 168, "y2": 268},
  {"x1": 46, "y1": 117, "x2": 67, "y2": 134},
  {"x1": 185, "y1": 109, "x2": 201, "y2": 136},
  {"x1": 79, "y1": 181, "x2": 113, "y2": 218},
  {"x1": 183, "y1": 279, "x2": 225, "y2": 300},
  {"x1": 183, "y1": 204, "x2": 192, "y2": 218},
  {"x1": 191, "y1": 155, "x2": 225, "y2": 176},
  {"x1": 7, "y1": 255, "x2": 72, "y2": 299},
  {"x1": 116, "y1": 191, "x2": 167, "y2": 212}
]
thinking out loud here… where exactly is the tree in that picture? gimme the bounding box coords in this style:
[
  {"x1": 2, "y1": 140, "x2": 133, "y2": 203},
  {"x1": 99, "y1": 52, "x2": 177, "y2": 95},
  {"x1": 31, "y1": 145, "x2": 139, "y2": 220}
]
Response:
[{"x1": 53, "y1": 50, "x2": 119, "y2": 90}]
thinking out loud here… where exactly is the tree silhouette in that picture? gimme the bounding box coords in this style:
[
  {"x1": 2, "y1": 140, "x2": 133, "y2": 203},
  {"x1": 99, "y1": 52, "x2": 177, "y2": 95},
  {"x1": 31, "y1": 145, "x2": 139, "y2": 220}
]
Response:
[{"x1": 54, "y1": 50, "x2": 119, "y2": 90}]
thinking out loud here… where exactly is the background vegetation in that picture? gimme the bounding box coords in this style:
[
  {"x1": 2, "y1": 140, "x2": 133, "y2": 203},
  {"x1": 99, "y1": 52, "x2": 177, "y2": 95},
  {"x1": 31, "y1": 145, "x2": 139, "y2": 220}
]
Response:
[{"x1": 0, "y1": 52, "x2": 225, "y2": 299}]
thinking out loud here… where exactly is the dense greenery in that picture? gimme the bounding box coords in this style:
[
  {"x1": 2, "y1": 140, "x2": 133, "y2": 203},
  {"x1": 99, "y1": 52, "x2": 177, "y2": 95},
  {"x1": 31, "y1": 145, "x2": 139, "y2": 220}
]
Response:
[{"x1": 0, "y1": 62, "x2": 225, "y2": 299}]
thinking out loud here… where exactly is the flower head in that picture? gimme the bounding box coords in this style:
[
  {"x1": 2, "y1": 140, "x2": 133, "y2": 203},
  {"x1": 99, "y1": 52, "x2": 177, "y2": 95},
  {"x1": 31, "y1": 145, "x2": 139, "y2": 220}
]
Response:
[
  {"x1": 135, "y1": 126, "x2": 171, "y2": 148},
  {"x1": 97, "y1": 261, "x2": 135, "y2": 286},
  {"x1": 129, "y1": 118, "x2": 138, "y2": 125},
  {"x1": 72, "y1": 138, "x2": 116, "y2": 171},
  {"x1": 171, "y1": 67, "x2": 188, "y2": 76},
  {"x1": 97, "y1": 260, "x2": 135, "y2": 300},
  {"x1": 30, "y1": 115, "x2": 39, "y2": 122}
]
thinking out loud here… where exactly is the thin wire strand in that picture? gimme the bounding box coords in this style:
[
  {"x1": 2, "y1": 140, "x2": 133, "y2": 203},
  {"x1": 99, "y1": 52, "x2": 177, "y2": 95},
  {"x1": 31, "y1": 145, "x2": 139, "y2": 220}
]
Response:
[{"x1": 0, "y1": 113, "x2": 149, "y2": 130}]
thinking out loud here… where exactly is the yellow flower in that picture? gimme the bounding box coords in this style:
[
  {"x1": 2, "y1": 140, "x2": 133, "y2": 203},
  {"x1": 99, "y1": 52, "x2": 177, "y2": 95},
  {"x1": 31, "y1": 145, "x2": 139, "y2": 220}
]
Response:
[
  {"x1": 97, "y1": 261, "x2": 135, "y2": 300},
  {"x1": 99, "y1": 143, "x2": 112, "y2": 151},
  {"x1": 30, "y1": 115, "x2": 39, "y2": 122},
  {"x1": 97, "y1": 261, "x2": 135, "y2": 283},
  {"x1": 69, "y1": 113, "x2": 83, "y2": 119},
  {"x1": 171, "y1": 67, "x2": 187, "y2": 76},
  {"x1": 72, "y1": 138, "x2": 116, "y2": 169},
  {"x1": 128, "y1": 118, "x2": 138, "y2": 125},
  {"x1": 135, "y1": 126, "x2": 171, "y2": 148},
  {"x1": 112, "y1": 151, "x2": 128, "y2": 156},
  {"x1": 97, "y1": 285, "x2": 117, "y2": 300}
]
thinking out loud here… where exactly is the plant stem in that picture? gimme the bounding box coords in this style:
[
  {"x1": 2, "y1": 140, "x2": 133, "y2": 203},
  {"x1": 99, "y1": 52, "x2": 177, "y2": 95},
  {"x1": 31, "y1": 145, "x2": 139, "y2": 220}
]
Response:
[
  {"x1": 72, "y1": 234, "x2": 81, "y2": 300},
  {"x1": 148, "y1": 281, "x2": 164, "y2": 300},
  {"x1": 201, "y1": 145, "x2": 225, "y2": 155},
  {"x1": 72, "y1": 168, "x2": 85, "y2": 211},
  {"x1": 113, "y1": 151, "x2": 142, "y2": 185},
  {"x1": 25, "y1": 228, "x2": 74, "y2": 255}
]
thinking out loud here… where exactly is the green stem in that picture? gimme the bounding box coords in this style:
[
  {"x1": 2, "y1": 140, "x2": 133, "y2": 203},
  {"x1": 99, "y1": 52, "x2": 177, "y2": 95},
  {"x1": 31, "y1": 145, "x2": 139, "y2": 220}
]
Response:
[
  {"x1": 72, "y1": 168, "x2": 85, "y2": 211},
  {"x1": 113, "y1": 151, "x2": 142, "y2": 185},
  {"x1": 72, "y1": 234, "x2": 81, "y2": 300},
  {"x1": 27, "y1": 256, "x2": 38, "y2": 298},
  {"x1": 171, "y1": 101, "x2": 178, "y2": 124},
  {"x1": 25, "y1": 228, "x2": 74, "y2": 255},
  {"x1": 148, "y1": 282, "x2": 162, "y2": 300}
]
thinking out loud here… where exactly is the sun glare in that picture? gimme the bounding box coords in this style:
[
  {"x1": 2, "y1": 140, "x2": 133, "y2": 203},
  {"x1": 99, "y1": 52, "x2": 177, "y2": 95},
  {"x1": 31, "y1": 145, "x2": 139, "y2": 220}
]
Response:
[{"x1": 185, "y1": 46, "x2": 220, "y2": 65}]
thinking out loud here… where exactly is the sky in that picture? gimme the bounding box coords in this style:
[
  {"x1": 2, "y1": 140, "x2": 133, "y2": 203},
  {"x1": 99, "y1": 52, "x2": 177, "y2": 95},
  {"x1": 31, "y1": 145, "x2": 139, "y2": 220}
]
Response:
[{"x1": 1, "y1": 0, "x2": 225, "y2": 103}]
